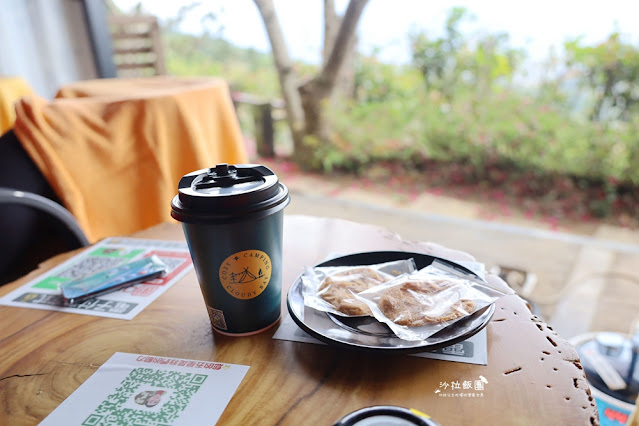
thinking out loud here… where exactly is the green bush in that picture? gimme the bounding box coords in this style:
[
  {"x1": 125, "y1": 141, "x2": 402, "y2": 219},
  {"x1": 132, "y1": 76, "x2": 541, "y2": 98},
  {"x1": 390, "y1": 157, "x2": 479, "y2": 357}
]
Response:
[{"x1": 322, "y1": 86, "x2": 639, "y2": 187}]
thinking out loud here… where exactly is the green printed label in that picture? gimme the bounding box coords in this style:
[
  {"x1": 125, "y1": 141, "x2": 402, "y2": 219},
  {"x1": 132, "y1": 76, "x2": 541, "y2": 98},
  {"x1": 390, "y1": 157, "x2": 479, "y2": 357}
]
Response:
[
  {"x1": 32, "y1": 276, "x2": 69, "y2": 290},
  {"x1": 89, "y1": 248, "x2": 143, "y2": 259}
]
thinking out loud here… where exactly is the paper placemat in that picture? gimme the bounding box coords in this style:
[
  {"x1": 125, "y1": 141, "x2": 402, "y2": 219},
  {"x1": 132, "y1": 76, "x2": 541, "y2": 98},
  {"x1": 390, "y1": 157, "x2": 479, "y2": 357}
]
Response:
[
  {"x1": 40, "y1": 352, "x2": 249, "y2": 426},
  {"x1": 273, "y1": 314, "x2": 488, "y2": 365},
  {"x1": 0, "y1": 237, "x2": 193, "y2": 319}
]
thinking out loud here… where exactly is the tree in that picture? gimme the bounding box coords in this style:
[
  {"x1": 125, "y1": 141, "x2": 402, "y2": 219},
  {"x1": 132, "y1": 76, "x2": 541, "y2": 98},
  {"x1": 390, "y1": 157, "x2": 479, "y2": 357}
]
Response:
[
  {"x1": 564, "y1": 33, "x2": 639, "y2": 122},
  {"x1": 253, "y1": 0, "x2": 369, "y2": 168},
  {"x1": 410, "y1": 7, "x2": 520, "y2": 101}
]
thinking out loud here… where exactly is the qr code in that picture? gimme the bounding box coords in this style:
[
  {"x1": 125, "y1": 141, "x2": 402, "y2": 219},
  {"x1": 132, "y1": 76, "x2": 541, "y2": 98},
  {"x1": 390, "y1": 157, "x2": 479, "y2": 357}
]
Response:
[
  {"x1": 156, "y1": 257, "x2": 183, "y2": 272},
  {"x1": 58, "y1": 257, "x2": 123, "y2": 280},
  {"x1": 82, "y1": 368, "x2": 207, "y2": 426},
  {"x1": 207, "y1": 306, "x2": 227, "y2": 330}
]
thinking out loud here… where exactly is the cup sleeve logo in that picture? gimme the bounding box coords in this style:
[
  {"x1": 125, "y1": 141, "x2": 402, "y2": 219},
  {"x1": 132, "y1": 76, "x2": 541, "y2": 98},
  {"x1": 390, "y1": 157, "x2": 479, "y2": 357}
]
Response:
[{"x1": 219, "y1": 250, "x2": 272, "y2": 300}]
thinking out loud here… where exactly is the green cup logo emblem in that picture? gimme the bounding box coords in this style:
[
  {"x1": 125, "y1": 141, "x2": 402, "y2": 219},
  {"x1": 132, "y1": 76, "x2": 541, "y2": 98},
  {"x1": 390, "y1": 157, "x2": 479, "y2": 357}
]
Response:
[{"x1": 219, "y1": 250, "x2": 272, "y2": 300}]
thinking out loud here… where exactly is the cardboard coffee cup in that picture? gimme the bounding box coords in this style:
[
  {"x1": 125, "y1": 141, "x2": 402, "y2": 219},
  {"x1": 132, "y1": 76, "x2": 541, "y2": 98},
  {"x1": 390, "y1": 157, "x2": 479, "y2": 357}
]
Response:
[{"x1": 171, "y1": 164, "x2": 290, "y2": 335}]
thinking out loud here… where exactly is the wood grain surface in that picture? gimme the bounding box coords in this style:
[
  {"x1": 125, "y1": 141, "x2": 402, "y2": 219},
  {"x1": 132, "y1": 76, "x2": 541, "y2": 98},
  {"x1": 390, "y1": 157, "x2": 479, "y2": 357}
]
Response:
[{"x1": 0, "y1": 215, "x2": 598, "y2": 425}]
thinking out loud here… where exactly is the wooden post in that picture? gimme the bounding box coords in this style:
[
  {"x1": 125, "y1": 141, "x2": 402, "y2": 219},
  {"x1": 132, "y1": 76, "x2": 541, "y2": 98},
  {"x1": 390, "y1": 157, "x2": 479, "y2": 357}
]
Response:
[
  {"x1": 231, "y1": 92, "x2": 280, "y2": 158},
  {"x1": 254, "y1": 102, "x2": 275, "y2": 158}
]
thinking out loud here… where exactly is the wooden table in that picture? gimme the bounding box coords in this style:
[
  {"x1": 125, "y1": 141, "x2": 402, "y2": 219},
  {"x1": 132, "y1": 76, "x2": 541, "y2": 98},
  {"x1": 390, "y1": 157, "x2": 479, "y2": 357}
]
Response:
[
  {"x1": 14, "y1": 76, "x2": 248, "y2": 243},
  {"x1": 0, "y1": 215, "x2": 598, "y2": 425}
]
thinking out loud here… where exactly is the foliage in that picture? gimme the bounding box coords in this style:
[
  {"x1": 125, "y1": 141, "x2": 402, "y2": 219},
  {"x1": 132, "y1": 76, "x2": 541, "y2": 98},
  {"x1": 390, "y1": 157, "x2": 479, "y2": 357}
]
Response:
[
  {"x1": 314, "y1": 7, "x2": 639, "y2": 220},
  {"x1": 409, "y1": 7, "x2": 524, "y2": 99},
  {"x1": 149, "y1": 5, "x2": 639, "y2": 222},
  {"x1": 321, "y1": 85, "x2": 639, "y2": 220},
  {"x1": 563, "y1": 33, "x2": 639, "y2": 121},
  {"x1": 163, "y1": 31, "x2": 282, "y2": 97},
  {"x1": 323, "y1": 83, "x2": 639, "y2": 181}
]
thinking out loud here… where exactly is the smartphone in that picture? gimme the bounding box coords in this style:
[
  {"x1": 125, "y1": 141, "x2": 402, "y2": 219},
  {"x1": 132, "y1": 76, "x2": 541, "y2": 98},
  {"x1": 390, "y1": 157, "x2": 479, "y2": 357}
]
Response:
[{"x1": 60, "y1": 255, "x2": 167, "y2": 305}]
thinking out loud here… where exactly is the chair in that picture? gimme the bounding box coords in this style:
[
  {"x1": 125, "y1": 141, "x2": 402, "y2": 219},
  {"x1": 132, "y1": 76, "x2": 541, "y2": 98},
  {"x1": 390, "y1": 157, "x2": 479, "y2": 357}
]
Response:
[
  {"x1": 0, "y1": 130, "x2": 89, "y2": 285},
  {"x1": 1, "y1": 76, "x2": 247, "y2": 283},
  {"x1": 0, "y1": 188, "x2": 89, "y2": 285},
  {"x1": 107, "y1": 15, "x2": 166, "y2": 77}
]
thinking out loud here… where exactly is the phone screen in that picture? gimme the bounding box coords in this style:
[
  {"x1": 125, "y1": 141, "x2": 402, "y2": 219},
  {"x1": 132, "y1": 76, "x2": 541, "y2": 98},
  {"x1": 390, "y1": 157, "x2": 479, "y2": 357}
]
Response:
[{"x1": 60, "y1": 255, "x2": 167, "y2": 305}]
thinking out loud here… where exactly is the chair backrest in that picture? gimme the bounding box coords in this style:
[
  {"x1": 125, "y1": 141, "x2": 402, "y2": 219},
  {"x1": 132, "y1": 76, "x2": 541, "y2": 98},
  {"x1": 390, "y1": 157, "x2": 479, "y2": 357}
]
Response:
[
  {"x1": 0, "y1": 189, "x2": 89, "y2": 246},
  {"x1": 107, "y1": 14, "x2": 166, "y2": 77},
  {"x1": 0, "y1": 188, "x2": 89, "y2": 285}
]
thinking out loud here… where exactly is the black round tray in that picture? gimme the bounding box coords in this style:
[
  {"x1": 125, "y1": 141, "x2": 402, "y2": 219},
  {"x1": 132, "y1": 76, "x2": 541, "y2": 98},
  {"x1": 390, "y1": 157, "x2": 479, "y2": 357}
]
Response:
[{"x1": 287, "y1": 251, "x2": 495, "y2": 354}]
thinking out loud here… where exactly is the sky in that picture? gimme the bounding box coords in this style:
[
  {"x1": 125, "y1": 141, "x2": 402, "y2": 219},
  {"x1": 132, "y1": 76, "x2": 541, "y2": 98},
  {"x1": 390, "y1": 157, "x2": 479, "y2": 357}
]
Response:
[{"x1": 112, "y1": 0, "x2": 639, "y2": 65}]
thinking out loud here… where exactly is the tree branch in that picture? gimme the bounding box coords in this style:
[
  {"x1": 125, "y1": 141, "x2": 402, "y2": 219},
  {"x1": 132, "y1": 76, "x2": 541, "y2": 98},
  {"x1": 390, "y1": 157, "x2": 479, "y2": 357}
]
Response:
[
  {"x1": 253, "y1": 0, "x2": 304, "y2": 133},
  {"x1": 323, "y1": 0, "x2": 339, "y2": 65},
  {"x1": 317, "y1": 0, "x2": 369, "y2": 93}
]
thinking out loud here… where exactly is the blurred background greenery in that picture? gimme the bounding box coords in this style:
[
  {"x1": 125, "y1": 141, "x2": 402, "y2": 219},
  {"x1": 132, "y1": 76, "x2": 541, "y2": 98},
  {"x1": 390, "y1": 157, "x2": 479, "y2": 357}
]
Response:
[{"x1": 109, "y1": 2, "x2": 639, "y2": 226}]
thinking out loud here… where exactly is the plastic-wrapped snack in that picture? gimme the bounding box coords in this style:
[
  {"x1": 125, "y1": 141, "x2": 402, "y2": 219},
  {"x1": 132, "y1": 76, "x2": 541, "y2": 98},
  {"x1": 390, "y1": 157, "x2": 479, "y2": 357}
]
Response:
[
  {"x1": 302, "y1": 259, "x2": 417, "y2": 317},
  {"x1": 355, "y1": 262, "x2": 508, "y2": 341},
  {"x1": 378, "y1": 278, "x2": 477, "y2": 326},
  {"x1": 318, "y1": 267, "x2": 390, "y2": 316}
]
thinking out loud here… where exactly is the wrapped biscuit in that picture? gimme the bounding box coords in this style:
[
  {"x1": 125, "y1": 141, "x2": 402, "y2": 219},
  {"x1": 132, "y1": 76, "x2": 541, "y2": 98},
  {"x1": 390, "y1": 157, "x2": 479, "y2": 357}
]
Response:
[
  {"x1": 354, "y1": 261, "x2": 508, "y2": 341},
  {"x1": 301, "y1": 259, "x2": 417, "y2": 317}
]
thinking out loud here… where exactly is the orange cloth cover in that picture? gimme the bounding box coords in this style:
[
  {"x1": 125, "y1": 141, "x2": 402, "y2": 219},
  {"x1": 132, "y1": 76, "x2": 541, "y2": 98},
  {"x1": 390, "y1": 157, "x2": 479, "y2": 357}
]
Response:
[
  {"x1": 14, "y1": 77, "x2": 248, "y2": 242},
  {"x1": 0, "y1": 76, "x2": 34, "y2": 134}
]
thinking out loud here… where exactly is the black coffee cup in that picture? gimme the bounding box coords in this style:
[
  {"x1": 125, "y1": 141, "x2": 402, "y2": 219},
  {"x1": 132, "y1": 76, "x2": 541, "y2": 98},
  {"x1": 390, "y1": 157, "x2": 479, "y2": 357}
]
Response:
[{"x1": 171, "y1": 164, "x2": 290, "y2": 335}]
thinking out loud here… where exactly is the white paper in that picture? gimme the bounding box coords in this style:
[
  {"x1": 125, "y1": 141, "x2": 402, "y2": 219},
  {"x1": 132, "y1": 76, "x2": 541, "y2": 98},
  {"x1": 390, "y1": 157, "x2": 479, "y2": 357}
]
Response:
[
  {"x1": 273, "y1": 314, "x2": 488, "y2": 365},
  {"x1": 40, "y1": 352, "x2": 248, "y2": 426},
  {"x1": 0, "y1": 238, "x2": 193, "y2": 320}
]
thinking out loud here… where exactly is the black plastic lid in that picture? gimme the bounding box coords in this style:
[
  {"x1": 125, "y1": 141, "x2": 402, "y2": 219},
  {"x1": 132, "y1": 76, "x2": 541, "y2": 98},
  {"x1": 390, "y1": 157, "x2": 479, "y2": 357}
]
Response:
[
  {"x1": 170, "y1": 163, "x2": 289, "y2": 224},
  {"x1": 333, "y1": 406, "x2": 440, "y2": 426}
]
